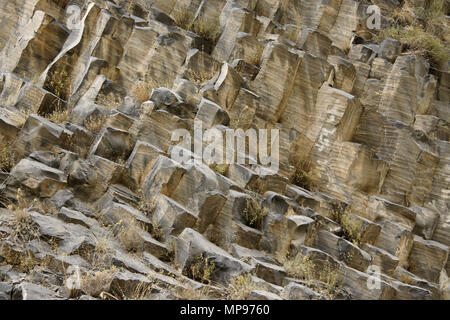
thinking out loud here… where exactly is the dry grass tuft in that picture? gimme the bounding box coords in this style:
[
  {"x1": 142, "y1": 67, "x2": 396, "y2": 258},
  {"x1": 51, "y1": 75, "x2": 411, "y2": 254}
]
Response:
[
  {"x1": 9, "y1": 210, "x2": 41, "y2": 244},
  {"x1": 330, "y1": 204, "x2": 363, "y2": 246},
  {"x1": 340, "y1": 214, "x2": 363, "y2": 247},
  {"x1": 185, "y1": 253, "x2": 215, "y2": 284},
  {"x1": 45, "y1": 69, "x2": 70, "y2": 101},
  {"x1": 375, "y1": 0, "x2": 449, "y2": 66},
  {"x1": 173, "y1": 6, "x2": 221, "y2": 44},
  {"x1": 96, "y1": 92, "x2": 122, "y2": 110},
  {"x1": 44, "y1": 106, "x2": 70, "y2": 124},
  {"x1": 115, "y1": 218, "x2": 143, "y2": 253},
  {"x1": 227, "y1": 275, "x2": 258, "y2": 300},
  {"x1": 190, "y1": 15, "x2": 221, "y2": 44},
  {"x1": 0, "y1": 141, "x2": 18, "y2": 172},
  {"x1": 243, "y1": 196, "x2": 267, "y2": 229},
  {"x1": 291, "y1": 159, "x2": 317, "y2": 191},
  {"x1": 213, "y1": 164, "x2": 228, "y2": 176},
  {"x1": 176, "y1": 286, "x2": 215, "y2": 300},
  {"x1": 185, "y1": 68, "x2": 215, "y2": 86},
  {"x1": 84, "y1": 114, "x2": 107, "y2": 134},
  {"x1": 81, "y1": 266, "x2": 118, "y2": 297},
  {"x1": 283, "y1": 253, "x2": 344, "y2": 299},
  {"x1": 173, "y1": 5, "x2": 194, "y2": 30}
]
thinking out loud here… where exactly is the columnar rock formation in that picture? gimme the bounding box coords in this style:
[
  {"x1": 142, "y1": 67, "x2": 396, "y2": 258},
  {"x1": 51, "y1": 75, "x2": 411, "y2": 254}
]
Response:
[{"x1": 0, "y1": 0, "x2": 448, "y2": 300}]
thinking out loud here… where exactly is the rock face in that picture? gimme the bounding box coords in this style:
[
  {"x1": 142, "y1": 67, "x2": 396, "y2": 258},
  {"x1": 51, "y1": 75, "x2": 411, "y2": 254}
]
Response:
[{"x1": 0, "y1": 0, "x2": 448, "y2": 300}]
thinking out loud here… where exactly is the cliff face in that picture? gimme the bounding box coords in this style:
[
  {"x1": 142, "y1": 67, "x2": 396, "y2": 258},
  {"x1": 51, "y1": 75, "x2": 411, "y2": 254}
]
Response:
[{"x1": 0, "y1": 0, "x2": 448, "y2": 300}]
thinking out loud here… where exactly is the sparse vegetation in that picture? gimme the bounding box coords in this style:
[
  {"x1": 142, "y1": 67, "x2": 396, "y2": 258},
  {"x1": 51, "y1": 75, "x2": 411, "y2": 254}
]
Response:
[
  {"x1": 0, "y1": 141, "x2": 18, "y2": 172},
  {"x1": 227, "y1": 275, "x2": 258, "y2": 300},
  {"x1": 0, "y1": 245, "x2": 41, "y2": 273},
  {"x1": 84, "y1": 113, "x2": 107, "y2": 134},
  {"x1": 45, "y1": 69, "x2": 70, "y2": 101},
  {"x1": 115, "y1": 218, "x2": 143, "y2": 253},
  {"x1": 173, "y1": 6, "x2": 221, "y2": 44},
  {"x1": 96, "y1": 92, "x2": 122, "y2": 110},
  {"x1": 191, "y1": 15, "x2": 221, "y2": 44},
  {"x1": 185, "y1": 68, "x2": 215, "y2": 86},
  {"x1": 185, "y1": 253, "x2": 215, "y2": 284},
  {"x1": 290, "y1": 159, "x2": 317, "y2": 191},
  {"x1": 44, "y1": 106, "x2": 70, "y2": 124},
  {"x1": 400, "y1": 272, "x2": 415, "y2": 285},
  {"x1": 176, "y1": 285, "x2": 215, "y2": 300},
  {"x1": 283, "y1": 253, "x2": 344, "y2": 299},
  {"x1": 339, "y1": 214, "x2": 363, "y2": 247},
  {"x1": 138, "y1": 197, "x2": 156, "y2": 215},
  {"x1": 9, "y1": 209, "x2": 40, "y2": 244},
  {"x1": 243, "y1": 196, "x2": 267, "y2": 229},
  {"x1": 374, "y1": 0, "x2": 449, "y2": 66},
  {"x1": 149, "y1": 218, "x2": 166, "y2": 242},
  {"x1": 173, "y1": 5, "x2": 194, "y2": 30},
  {"x1": 81, "y1": 266, "x2": 118, "y2": 297},
  {"x1": 0, "y1": 193, "x2": 44, "y2": 272},
  {"x1": 330, "y1": 204, "x2": 363, "y2": 246},
  {"x1": 213, "y1": 164, "x2": 227, "y2": 175},
  {"x1": 283, "y1": 254, "x2": 315, "y2": 280}
]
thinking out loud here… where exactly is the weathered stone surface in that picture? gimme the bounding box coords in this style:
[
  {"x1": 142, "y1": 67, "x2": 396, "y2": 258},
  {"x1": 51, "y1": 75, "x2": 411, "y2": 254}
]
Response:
[
  {"x1": 0, "y1": 0, "x2": 448, "y2": 301},
  {"x1": 408, "y1": 236, "x2": 449, "y2": 284},
  {"x1": 248, "y1": 290, "x2": 283, "y2": 300},
  {"x1": 0, "y1": 282, "x2": 12, "y2": 300},
  {"x1": 10, "y1": 158, "x2": 67, "y2": 197},
  {"x1": 12, "y1": 282, "x2": 62, "y2": 300},
  {"x1": 281, "y1": 282, "x2": 323, "y2": 300}
]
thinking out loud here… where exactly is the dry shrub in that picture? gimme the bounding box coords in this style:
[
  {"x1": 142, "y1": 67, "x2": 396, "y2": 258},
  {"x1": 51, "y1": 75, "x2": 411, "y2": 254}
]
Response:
[
  {"x1": 0, "y1": 141, "x2": 18, "y2": 172},
  {"x1": 191, "y1": 15, "x2": 221, "y2": 44},
  {"x1": 375, "y1": 0, "x2": 449, "y2": 66},
  {"x1": 115, "y1": 219, "x2": 143, "y2": 253},
  {"x1": 96, "y1": 92, "x2": 122, "y2": 109},
  {"x1": 84, "y1": 114, "x2": 107, "y2": 134},
  {"x1": 77, "y1": 230, "x2": 115, "y2": 270},
  {"x1": 81, "y1": 266, "x2": 118, "y2": 297},
  {"x1": 228, "y1": 275, "x2": 258, "y2": 300},
  {"x1": 176, "y1": 286, "x2": 215, "y2": 300},
  {"x1": 185, "y1": 68, "x2": 215, "y2": 86},
  {"x1": 0, "y1": 245, "x2": 41, "y2": 273},
  {"x1": 340, "y1": 214, "x2": 363, "y2": 247},
  {"x1": 283, "y1": 254, "x2": 316, "y2": 281},
  {"x1": 173, "y1": 5, "x2": 194, "y2": 30},
  {"x1": 243, "y1": 196, "x2": 267, "y2": 229},
  {"x1": 45, "y1": 69, "x2": 70, "y2": 100},
  {"x1": 45, "y1": 107, "x2": 70, "y2": 124},
  {"x1": 213, "y1": 164, "x2": 228, "y2": 176},
  {"x1": 1, "y1": 205, "x2": 43, "y2": 272},
  {"x1": 149, "y1": 218, "x2": 166, "y2": 242},
  {"x1": 185, "y1": 253, "x2": 215, "y2": 284},
  {"x1": 291, "y1": 159, "x2": 317, "y2": 191},
  {"x1": 9, "y1": 210, "x2": 41, "y2": 244},
  {"x1": 400, "y1": 272, "x2": 416, "y2": 285},
  {"x1": 173, "y1": 6, "x2": 220, "y2": 44},
  {"x1": 138, "y1": 197, "x2": 156, "y2": 215},
  {"x1": 111, "y1": 277, "x2": 154, "y2": 300},
  {"x1": 330, "y1": 204, "x2": 362, "y2": 246},
  {"x1": 283, "y1": 254, "x2": 344, "y2": 299}
]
